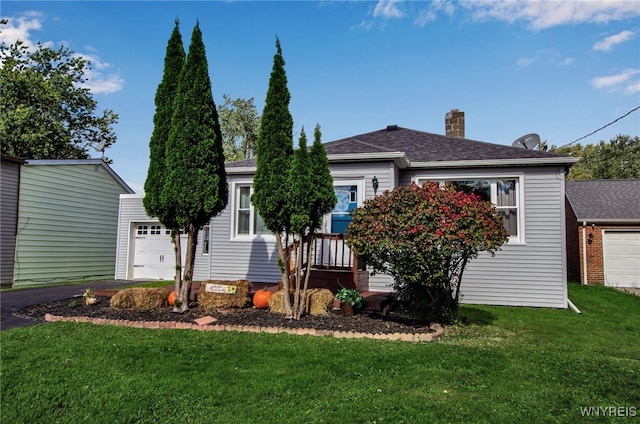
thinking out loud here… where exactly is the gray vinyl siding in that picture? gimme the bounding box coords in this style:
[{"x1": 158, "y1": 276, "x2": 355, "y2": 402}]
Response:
[
  {"x1": 210, "y1": 174, "x2": 281, "y2": 283},
  {"x1": 1, "y1": 160, "x2": 20, "y2": 286},
  {"x1": 13, "y1": 164, "x2": 130, "y2": 286},
  {"x1": 400, "y1": 166, "x2": 568, "y2": 308},
  {"x1": 115, "y1": 194, "x2": 211, "y2": 281},
  {"x1": 208, "y1": 163, "x2": 398, "y2": 284}
]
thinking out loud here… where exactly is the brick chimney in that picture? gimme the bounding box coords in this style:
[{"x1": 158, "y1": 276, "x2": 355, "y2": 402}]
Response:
[{"x1": 445, "y1": 109, "x2": 465, "y2": 138}]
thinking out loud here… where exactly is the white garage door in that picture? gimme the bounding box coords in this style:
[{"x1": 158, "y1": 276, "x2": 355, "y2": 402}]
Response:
[
  {"x1": 603, "y1": 231, "x2": 640, "y2": 288},
  {"x1": 133, "y1": 224, "x2": 186, "y2": 280}
]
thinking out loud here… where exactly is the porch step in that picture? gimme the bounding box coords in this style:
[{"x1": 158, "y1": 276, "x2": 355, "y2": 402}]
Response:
[{"x1": 360, "y1": 291, "x2": 395, "y2": 316}]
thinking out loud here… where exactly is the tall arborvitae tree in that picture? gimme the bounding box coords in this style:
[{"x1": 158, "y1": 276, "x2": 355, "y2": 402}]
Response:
[
  {"x1": 144, "y1": 19, "x2": 185, "y2": 233},
  {"x1": 285, "y1": 125, "x2": 336, "y2": 319},
  {"x1": 253, "y1": 37, "x2": 295, "y2": 316},
  {"x1": 162, "y1": 22, "x2": 228, "y2": 312},
  {"x1": 308, "y1": 124, "x2": 337, "y2": 231},
  {"x1": 288, "y1": 128, "x2": 313, "y2": 319}
]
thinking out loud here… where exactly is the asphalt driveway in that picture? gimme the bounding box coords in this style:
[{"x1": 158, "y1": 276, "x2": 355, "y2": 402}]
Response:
[{"x1": 0, "y1": 280, "x2": 140, "y2": 331}]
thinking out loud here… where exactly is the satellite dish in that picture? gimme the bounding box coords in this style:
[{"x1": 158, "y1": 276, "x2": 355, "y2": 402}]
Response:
[
  {"x1": 512, "y1": 133, "x2": 540, "y2": 150},
  {"x1": 94, "y1": 141, "x2": 107, "y2": 152}
]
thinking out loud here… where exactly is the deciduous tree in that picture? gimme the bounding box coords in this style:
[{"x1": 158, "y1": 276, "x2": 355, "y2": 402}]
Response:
[
  {"x1": 345, "y1": 182, "x2": 508, "y2": 323},
  {"x1": 548, "y1": 135, "x2": 640, "y2": 180},
  {"x1": 218, "y1": 94, "x2": 260, "y2": 162},
  {"x1": 0, "y1": 40, "x2": 118, "y2": 160}
]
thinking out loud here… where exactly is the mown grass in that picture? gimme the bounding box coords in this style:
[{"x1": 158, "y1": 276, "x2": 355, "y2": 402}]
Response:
[{"x1": 1, "y1": 283, "x2": 638, "y2": 423}]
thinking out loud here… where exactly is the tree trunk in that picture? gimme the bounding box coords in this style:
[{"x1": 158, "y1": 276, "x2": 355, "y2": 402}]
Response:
[
  {"x1": 292, "y1": 235, "x2": 306, "y2": 319},
  {"x1": 180, "y1": 224, "x2": 198, "y2": 312},
  {"x1": 297, "y1": 234, "x2": 314, "y2": 320},
  {"x1": 172, "y1": 230, "x2": 183, "y2": 312},
  {"x1": 275, "y1": 232, "x2": 292, "y2": 318}
]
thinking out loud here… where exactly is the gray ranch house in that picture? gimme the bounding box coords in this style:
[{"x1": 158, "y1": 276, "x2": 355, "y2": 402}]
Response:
[{"x1": 116, "y1": 114, "x2": 578, "y2": 309}]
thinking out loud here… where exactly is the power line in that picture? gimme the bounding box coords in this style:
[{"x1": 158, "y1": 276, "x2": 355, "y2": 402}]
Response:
[{"x1": 558, "y1": 105, "x2": 640, "y2": 149}]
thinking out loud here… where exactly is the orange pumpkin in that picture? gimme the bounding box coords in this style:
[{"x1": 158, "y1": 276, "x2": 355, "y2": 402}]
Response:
[
  {"x1": 168, "y1": 291, "x2": 176, "y2": 306},
  {"x1": 253, "y1": 287, "x2": 272, "y2": 309}
]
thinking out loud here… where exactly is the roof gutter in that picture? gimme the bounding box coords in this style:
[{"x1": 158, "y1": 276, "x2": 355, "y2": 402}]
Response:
[
  {"x1": 226, "y1": 154, "x2": 579, "y2": 173},
  {"x1": 225, "y1": 166, "x2": 257, "y2": 174},
  {"x1": 327, "y1": 151, "x2": 410, "y2": 168},
  {"x1": 411, "y1": 157, "x2": 579, "y2": 169},
  {"x1": 575, "y1": 219, "x2": 640, "y2": 224}
]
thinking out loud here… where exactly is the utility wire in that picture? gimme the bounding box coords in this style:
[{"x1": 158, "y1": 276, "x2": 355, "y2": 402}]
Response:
[{"x1": 558, "y1": 105, "x2": 640, "y2": 149}]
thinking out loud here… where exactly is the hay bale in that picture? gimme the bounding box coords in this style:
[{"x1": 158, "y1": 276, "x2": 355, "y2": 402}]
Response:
[
  {"x1": 269, "y1": 288, "x2": 334, "y2": 316},
  {"x1": 197, "y1": 280, "x2": 251, "y2": 310},
  {"x1": 308, "y1": 289, "x2": 335, "y2": 316},
  {"x1": 268, "y1": 289, "x2": 287, "y2": 315},
  {"x1": 110, "y1": 288, "x2": 170, "y2": 310}
]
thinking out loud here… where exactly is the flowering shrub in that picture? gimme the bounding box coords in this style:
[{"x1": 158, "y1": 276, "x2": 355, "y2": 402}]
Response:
[{"x1": 345, "y1": 182, "x2": 508, "y2": 323}]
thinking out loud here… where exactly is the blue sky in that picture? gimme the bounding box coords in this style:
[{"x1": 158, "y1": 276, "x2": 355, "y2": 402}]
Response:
[{"x1": 2, "y1": 1, "x2": 639, "y2": 193}]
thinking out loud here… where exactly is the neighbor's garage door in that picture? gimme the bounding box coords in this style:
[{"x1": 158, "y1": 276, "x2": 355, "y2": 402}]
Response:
[
  {"x1": 133, "y1": 223, "x2": 186, "y2": 280},
  {"x1": 603, "y1": 230, "x2": 640, "y2": 288}
]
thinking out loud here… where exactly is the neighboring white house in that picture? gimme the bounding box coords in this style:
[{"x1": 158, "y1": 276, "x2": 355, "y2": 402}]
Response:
[{"x1": 116, "y1": 117, "x2": 578, "y2": 309}]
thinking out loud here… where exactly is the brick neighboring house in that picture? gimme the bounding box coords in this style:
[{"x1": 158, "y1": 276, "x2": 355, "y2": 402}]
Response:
[{"x1": 565, "y1": 179, "x2": 640, "y2": 288}]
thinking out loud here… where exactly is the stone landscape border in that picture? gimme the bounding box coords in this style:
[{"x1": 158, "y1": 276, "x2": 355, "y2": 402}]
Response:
[{"x1": 44, "y1": 313, "x2": 443, "y2": 343}]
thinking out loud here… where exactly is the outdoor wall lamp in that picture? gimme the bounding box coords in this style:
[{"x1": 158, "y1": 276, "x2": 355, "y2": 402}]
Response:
[
  {"x1": 372, "y1": 176, "x2": 379, "y2": 193},
  {"x1": 588, "y1": 233, "x2": 594, "y2": 245}
]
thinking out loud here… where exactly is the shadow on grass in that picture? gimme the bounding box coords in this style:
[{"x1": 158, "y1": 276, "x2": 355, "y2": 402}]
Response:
[{"x1": 459, "y1": 305, "x2": 496, "y2": 325}]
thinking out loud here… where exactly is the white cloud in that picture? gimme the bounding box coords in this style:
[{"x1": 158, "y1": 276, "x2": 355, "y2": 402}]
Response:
[
  {"x1": 591, "y1": 69, "x2": 640, "y2": 95},
  {"x1": 517, "y1": 50, "x2": 574, "y2": 68},
  {"x1": 517, "y1": 57, "x2": 538, "y2": 67},
  {"x1": 462, "y1": 0, "x2": 640, "y2": 30},
  {"x1": 624, "y1": 81, "x2": 640, "y2": 95},
  {"x1": 593, "y1": 30, "x2": 636, "y2": 51},
  {"x1": 559, "y1": 57, "x2": 575, "y2": 67},
  {"x1": 373, "y1": 0, "x2": 404, "y2": 19},
  {"x1": 74, "y1": 52, "x2": 124, "y2": 94},
  {"x1": 414, "y1": 0, "x2": 456, "y2": 27},
  {"x1": 1, "y1": 12, "x2": 124, "y2": 94},
  {"x1": 0, "y1": 11, "x2": 44, "y2": 48}
]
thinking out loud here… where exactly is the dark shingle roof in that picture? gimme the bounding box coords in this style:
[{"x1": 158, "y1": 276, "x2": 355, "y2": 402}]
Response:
[
  {"x1": 566, "y1": 179, "x2": 640, "y2": 221},
  {"x1": 322, "y1": 127, "x2": 565, "y2": 162},
  {"x1": 227, "y1": 126, "x2": 574, "y2": 168}
]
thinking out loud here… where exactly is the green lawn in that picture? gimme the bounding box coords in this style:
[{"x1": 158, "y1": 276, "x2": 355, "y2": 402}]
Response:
[{"x1": 1, "y1": 284, "x2": 638, "y2": 423}]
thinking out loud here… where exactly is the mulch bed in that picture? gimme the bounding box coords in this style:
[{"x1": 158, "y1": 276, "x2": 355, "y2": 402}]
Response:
[{"x1": 17, "y1": 296, "x2": 435, "y2": 335}]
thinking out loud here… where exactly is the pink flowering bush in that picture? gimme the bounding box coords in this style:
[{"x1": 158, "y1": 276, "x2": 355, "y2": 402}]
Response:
[{"x1": 345, "y1": 182, "x2": 508, "y2": 323}]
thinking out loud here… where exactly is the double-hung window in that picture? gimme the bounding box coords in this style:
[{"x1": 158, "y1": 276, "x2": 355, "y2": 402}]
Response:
[
  {"x1": 417, "y1": 177, "x2": 522, "y2": 242},
  {"x1": 235, "y1": 184, "x2": 269, "y2": 237}
]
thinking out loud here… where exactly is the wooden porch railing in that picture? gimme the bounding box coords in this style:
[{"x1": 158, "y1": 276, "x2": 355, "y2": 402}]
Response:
[
  {"x1": 311, "y1": 233, "x2": 359, "y2": 270},
  {"x1": 286, "y1": 233, "x2": 367, "y2": 290}
]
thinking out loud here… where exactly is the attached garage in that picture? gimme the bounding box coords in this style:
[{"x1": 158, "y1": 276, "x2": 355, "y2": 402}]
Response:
[
  {"x1": 132, "y1": 223, "x2": 186, "y2": 280},
  {"x1": 603, "y1": 231, "x2": 640, "y2": 288},
  {"x1": 115, "y1": 194, "x2": 211, "y2": 281}
]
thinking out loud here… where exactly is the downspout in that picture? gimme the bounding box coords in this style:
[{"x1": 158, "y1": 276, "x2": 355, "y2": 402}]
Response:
[
  {"x1": 581, "y1": 221, "x2": 588, "y2": 286},
  {"x1": 567, "y1": 298, "x2": 581, "y2": 314},
  {"x1": 567, "y1": 222, "x2": 588, "y2": 314}
]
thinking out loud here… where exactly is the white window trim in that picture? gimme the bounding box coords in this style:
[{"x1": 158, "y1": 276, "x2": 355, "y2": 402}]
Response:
[
  {"x1": 413, "y1": 173, "x2": 525, "y2": 245},
  {"x1": 230, "y1": 181, "x2": 275, "y2": 241},
  {"x1": 202, "y1": 224, "x2": 210, "y2": 255}
]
